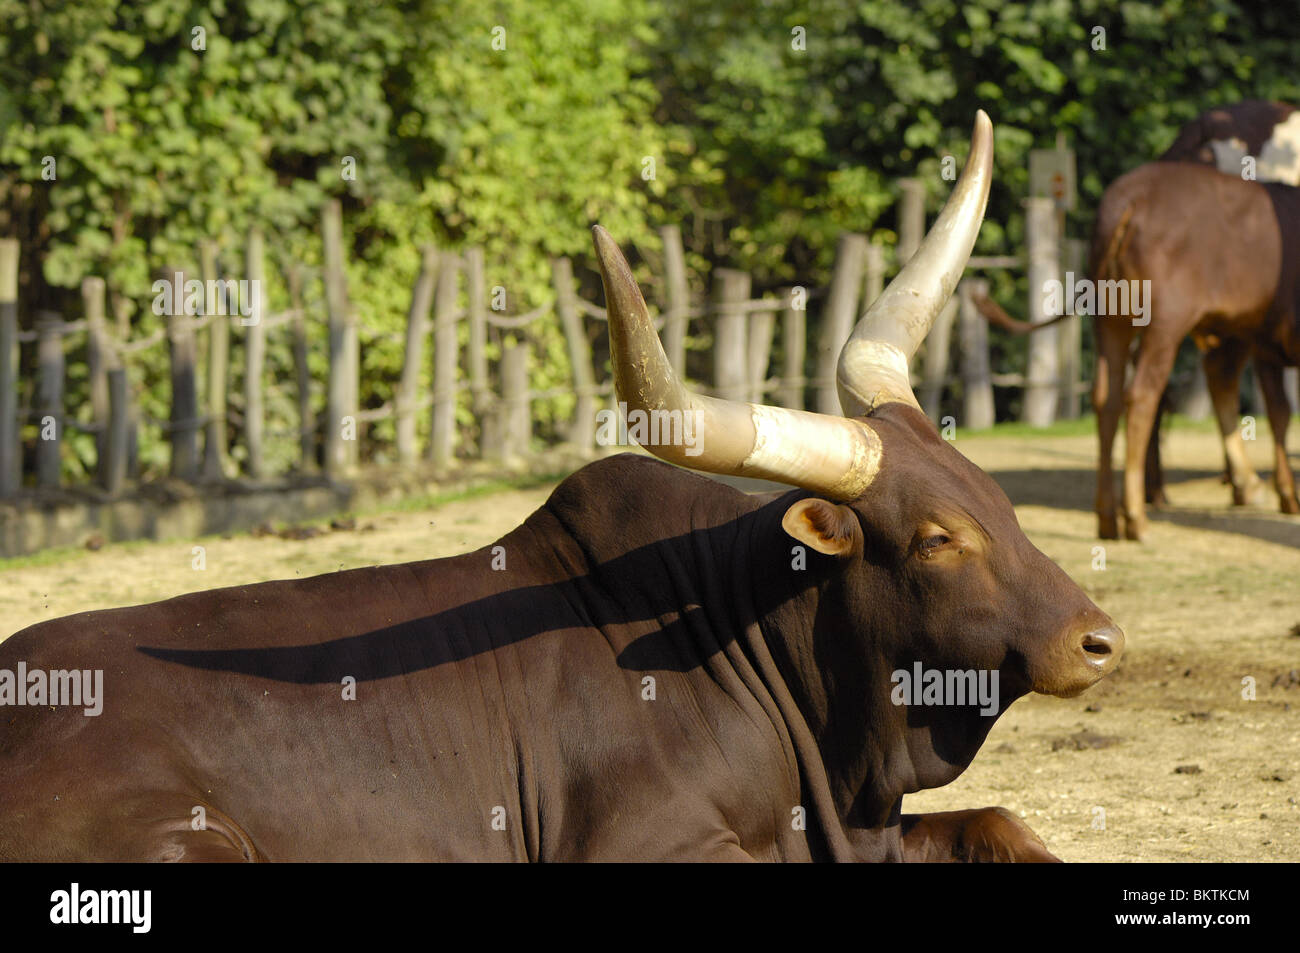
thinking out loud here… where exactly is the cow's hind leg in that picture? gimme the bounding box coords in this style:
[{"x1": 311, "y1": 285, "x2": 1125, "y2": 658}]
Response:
[
  {"x1": 1144, "y1": 389, "x2": 1170, "y2": 507},
  {"x1": 1204, "y1": 341, "x2": 1264, "y2": 506},
  {"x1": 1257, "y1": 357, "x2": 1300, "y2": 514},
  {"x1": 91, "y1": 796, "x2": 262, "y2": 862},
  {"x1": 1123, "y1": 334, "x2": 1180, "y2": 540},
  {"x1": 1094, "y1": 317, "x2": 1135, "y2": 539}
]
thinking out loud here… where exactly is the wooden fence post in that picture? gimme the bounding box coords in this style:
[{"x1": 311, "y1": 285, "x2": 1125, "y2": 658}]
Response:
[
  {"x1": 0, "y1": 239, "x2": 18, "y2": 496},
  {"x1": 243, "y1": 229, "x2": 269, "y2": 478},
  {"x1": 429, "y1": 251, "x2": 460, "y2": 468},
  {"x1": 897, "y1": 179, "x2": 926, "y2": 265},
  {"x1": 198, "y1": 241, "x2": 229, "y2": 480},
  {"x1": 712, "y1": 269, "x2": 751, "y2": 402},
  {"x1": 862, "y1": 243, "x2": 885, "y2": 311},
  {"x1": 778, "y1": 287, "x2": 806, "y2": 410},
  {"x1": 747, "y1": 304, "x2": 777, "y2": 404},
  {"x1": 1021, "y1": 197, "x2": 1059, "y2": 426},
  {"x1": 35, "y1": 311, "x2": 64, "y2": 488},
  {"x1": 163, "y1": 269, "x2": 200, "y2": 480},
  {"x1": 815, "y1": 233, "x2": 866, "y2": 413},
  {"x1": 1056, "y1": 237, "x2": 1086, "y2": 419},
  {"x1": 285, "y1": 263, "x2": 315, "y2": 470},
  {"x1": 919, "y1": 298, "x2": 958, "y2": 422},
  {"x1": 959, "y1": 278, "x2": 995, "y2": 429},
  {"x1": 553, "y1": 256, "x2": 596, "y2": 453},
  {"x1": 83, "y1": 277, "x2": 111, "y2": 472},
  {"x1": 322, "y1": 200, "x2": 356, "y2": 476},
  {"x1": 659, "y1": 224, "x2": 690, "y2": 373},
  {"x1": 500, "y1": 339, "x2": 529, "y2": 461},
  {"x1": 464, "y1": 247, "x2": 495, "y2": 456},
  {"x1": 397, "y1": 245, "x2": 438, "y2": 465},
  {"x1": 104, "y1": 365, "x2": 130, "y2": 494}
]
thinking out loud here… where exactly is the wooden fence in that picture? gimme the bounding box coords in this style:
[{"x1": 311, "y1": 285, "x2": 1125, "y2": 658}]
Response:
[{"x1": 0, "y1": 189, "x2": 1093, "y2": 500}]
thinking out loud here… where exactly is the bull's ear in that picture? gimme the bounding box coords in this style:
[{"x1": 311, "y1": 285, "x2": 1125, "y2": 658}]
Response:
[{"x1": 781, "y1": 498, "x2": 862, "y2": 557}]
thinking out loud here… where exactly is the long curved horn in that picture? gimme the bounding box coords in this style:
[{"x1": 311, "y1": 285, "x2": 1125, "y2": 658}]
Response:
[
  {"x1": 592, "y1": 226, "x2": 882, "y2": 500},
  {"x1": 837, "y1": 110, "x2": 994, "y2": 416}
]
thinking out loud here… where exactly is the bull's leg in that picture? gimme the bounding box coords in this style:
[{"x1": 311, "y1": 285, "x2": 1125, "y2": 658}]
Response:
[
  {"x1": 1204, "y1": 342, "x2": 1264, "y2": 506},
  {"x1": 1123, "y1": 336, "x2": 1180, "y2": 540},
  {"x1": 1256, "y1": 357, "x2": 1300, "y2": 514},
  {"x1": 1093, "y1": 317, "x2": 1135, "y2": 539},
  {"x1": 1144, "y1": 389, "x2": 1170, "y2": 507},
  {"x1": 901, "y1": 808, "x2": 1060, "y2": 863},
  {"x1": 94, "y1": 796, "x2": 262, "y2": 862}
]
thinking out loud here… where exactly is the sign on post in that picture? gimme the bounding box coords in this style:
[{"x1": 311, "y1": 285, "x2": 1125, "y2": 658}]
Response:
[{"x1": 1029, "y1": 147, "x2": 1076, "y2": 211}]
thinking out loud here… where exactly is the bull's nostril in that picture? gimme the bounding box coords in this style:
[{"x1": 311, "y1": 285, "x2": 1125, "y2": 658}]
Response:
[{"x1": 1080, "y1": 626, "x2": 1124, "y2": 666}]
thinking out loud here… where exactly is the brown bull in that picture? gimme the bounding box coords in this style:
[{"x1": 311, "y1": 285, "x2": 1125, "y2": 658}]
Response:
[{"x1": 0, "y1": 113, "x2": 1125, "y2": 861}]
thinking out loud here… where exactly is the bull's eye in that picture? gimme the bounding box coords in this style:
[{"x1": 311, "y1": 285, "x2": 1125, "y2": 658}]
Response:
[{"x1": 917, "y1": 534, "x2": 951, "y2": 558}]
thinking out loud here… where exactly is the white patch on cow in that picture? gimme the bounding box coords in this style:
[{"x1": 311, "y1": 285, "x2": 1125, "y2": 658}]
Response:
[
  {"x1": 1257, "y1": 111, "x2": 1300, "y2": 185},
  {"x1": 1209, "y1": 136, "x2": 1248, "y2": 174}
]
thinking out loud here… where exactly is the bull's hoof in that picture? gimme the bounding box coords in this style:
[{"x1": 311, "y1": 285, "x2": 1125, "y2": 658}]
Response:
[
  {"x1": 1232, "y1": 479, "x2": 1267, "y2": 507},
  {"x1": 1281, "y1": 495, "x2": 1300, "y2": 515},
  {"x1": 1123, "y1": 517, "x2": 1146, "y2": 542},
  {"x1": 1145, "y1": 490, "x2": 1169, "y2": 509},
  {"x1": 1098, "y1": 514, "x2": 1120, "y2": 540}
]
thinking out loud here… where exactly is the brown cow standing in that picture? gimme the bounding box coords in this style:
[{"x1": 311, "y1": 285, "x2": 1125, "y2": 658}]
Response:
[
  {"x1": 1090, "y1": 161, "x2": 1300, "y2": 540},
  {"x1": 977, "y1": 101, "x2": 1300, "y2": 540}
]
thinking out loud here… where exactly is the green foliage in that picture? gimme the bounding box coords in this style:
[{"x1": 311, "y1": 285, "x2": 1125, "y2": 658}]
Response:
[{"x1": 2, "y1": 0, "x2": 1299, "y2": 479}]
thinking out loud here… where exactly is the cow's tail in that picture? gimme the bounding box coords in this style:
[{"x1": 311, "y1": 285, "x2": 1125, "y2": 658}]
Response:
[
  {"x1": 1090, "y1": 196, "x2": 1136, "y2": 289},
  {"x1": 971, "y1": 288, "x2": 1073, "y2": 334},
  {"x1": 971, "y1": 189, "x2": 1140, "y2": 336}
]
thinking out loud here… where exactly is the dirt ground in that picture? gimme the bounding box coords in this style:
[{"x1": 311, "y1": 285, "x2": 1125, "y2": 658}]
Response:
[{"x1": 1, "y1": 425, "x2": 1297, "y2": 861}]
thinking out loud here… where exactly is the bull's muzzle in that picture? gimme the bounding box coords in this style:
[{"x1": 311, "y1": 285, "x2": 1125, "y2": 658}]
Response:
[{"x1": 1035, "y1": 623, "x2": 1125, "y2": 697}]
